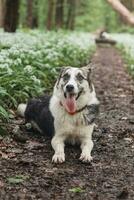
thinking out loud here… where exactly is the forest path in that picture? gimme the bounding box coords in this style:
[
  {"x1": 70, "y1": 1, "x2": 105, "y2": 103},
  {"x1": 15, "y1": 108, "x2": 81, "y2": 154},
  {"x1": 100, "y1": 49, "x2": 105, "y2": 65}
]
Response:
[
  {"x1": 0, "y1": 46, "x2": 134, "y2": 200},
  {"x1": 91, "y1": 46, "x2": 134, "y2": 200}
]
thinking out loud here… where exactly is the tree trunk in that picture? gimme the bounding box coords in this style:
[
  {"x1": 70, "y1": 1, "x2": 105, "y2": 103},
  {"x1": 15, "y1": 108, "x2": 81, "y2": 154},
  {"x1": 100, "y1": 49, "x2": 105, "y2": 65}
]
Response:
[
  {"x1": 46, "y1": 0, "x2": 54, "y2": 30},
  {"x1": 4, "y1": 0, "x2": 20, "y2": 32},
  {"x1": 55, "y1": 0, "x2": 64, "y2": 28},
  {"x1": 0, "y1": 0, "x2": 5, "y2": 27},
  {"x1": 26, "y1": 0, "x2": 33, "y2": 28},
  {"x1": 107, "y1": 0, "x2": 134, "y2": 26},
  {"x1": 26, "y1": 0, "x2": 38, "y2": 28},
  {"x1": 66, "y1": 0, "x2": 76, "y2": 30},
  {"x1": 120, "y1": 0, "x2": 134, "y2": 23}
]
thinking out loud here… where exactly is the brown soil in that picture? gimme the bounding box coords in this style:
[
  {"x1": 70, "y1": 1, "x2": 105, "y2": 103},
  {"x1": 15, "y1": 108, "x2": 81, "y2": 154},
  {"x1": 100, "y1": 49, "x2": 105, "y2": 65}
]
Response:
[{"x1": 0, "y1": 47, "x2": 134, "y2": 200}]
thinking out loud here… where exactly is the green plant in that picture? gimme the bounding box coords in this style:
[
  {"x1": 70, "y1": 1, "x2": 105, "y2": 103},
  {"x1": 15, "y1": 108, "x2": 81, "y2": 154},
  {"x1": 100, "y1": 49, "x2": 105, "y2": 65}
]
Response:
[
  {"x1": 112, "y1": 33, "x2": 134, "y2": 77},
  {"x1": 7, "y1": 175, "x2": 29, "y2": 184},
  {"x1": 69, "y1": 187, "x2": 85, "y2": 193}
]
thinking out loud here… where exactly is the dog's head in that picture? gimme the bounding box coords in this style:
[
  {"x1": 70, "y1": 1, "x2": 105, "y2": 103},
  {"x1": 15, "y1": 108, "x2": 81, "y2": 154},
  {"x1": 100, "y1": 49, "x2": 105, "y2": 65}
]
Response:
[{"x1": 54, "y1": 65, "x2": 94, "y2": 114}]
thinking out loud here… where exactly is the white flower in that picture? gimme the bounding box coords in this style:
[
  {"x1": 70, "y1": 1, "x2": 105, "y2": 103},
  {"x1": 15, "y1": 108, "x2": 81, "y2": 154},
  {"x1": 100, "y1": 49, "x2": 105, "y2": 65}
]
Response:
[
  {"x1": 24, "y1": 65, "x2": 33, "y2": 73},
  {"x1": 7, "y1": 68, "x2": 13, "y2": 75},
  {"x1": 31, "y1": 75, "x2": 41, "y2": 85}
]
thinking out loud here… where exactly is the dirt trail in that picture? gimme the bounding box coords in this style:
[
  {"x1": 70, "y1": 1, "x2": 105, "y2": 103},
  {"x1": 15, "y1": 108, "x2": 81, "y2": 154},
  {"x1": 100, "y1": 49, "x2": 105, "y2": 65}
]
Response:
[{"x1": 0, "y1": 47, "x2": 134, "y2": 200}]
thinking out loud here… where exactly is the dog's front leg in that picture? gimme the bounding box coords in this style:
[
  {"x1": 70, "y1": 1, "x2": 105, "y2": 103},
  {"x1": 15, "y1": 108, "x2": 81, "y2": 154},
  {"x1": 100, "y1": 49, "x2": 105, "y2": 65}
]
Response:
[
  {"x1": 79, "y1": 125, "x2": 94, "y2": 163},
  {"x1": 80, "y1": 138, "x2": 93, "y2": 163},
  {"x1": 51, "y1": 135, "x2": 65, "y2": 163}
]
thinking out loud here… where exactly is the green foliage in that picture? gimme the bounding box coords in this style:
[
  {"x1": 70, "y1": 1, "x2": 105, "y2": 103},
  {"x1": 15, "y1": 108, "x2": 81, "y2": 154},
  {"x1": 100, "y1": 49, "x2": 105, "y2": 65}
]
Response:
[
  {"x1": 117, "y1": 26, "x2": 134, "y2": 34},
  {"x1": 75, "y1": 0, "x2": 120, "y2": 32},
  {"x1": 69, "y1": 187, "x2": 85, "y2": 193},
  {"x1": 103, "y1": 1, "x2": 120, "y2": 32},
  {"x1": 0, "y1": 105, "x2": 9, "y2": 120},
  {"x1": 7, "y1": 175, "x2": 29, "y2": 184},
  {"x1": 37, "y1": 0, "x2": 48, "y2": 29},
  {"x1": 0, "y1": 30, "x2": 95, "y2": 121},
  {"x1": 19, "y1": 0, "x2": 27, "y2": 28},
  {"x1": 0, "y1": 126, "x2": 8, "y2": 136},
  {"x1": 113, "y1": 33, "x2": 134, "y2": 77},
  {"x1": 119, "y1": 45, "x2": 134, "y2": 77},
  {"x1": 19, "y1": 0, "x2": 48, "y2": 29},
  {"x1": 18, "y1": 0, "x2": 134, "y2": 33},
  {"x1": 76, "y1": 0, "x2": 104, "y2": 32}
]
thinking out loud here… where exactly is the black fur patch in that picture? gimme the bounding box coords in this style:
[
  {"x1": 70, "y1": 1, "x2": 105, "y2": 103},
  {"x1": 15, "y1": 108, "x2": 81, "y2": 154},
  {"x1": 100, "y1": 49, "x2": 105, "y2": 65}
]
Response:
[
  {"x1": 56, "y1": 67, "x2": 70, "y2": 88},
  {"x1": 25, "y1": 95, "x2": 54, "y2": 137},
  {"x1": 83, "y1": 104, "x2": 99, "y2": 125}
]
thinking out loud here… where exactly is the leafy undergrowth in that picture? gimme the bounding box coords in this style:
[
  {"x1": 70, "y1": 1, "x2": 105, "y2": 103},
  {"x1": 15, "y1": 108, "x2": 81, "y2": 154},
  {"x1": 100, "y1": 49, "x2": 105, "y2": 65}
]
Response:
[
  {"x1": 0, "y1": 31, "x2": 95, "y2": 122},
  {"x1": 118, "y1": 45, "x2": 134, "y2": 77},
  {"x1": 112, "y1": 33, "x2": 134, "y2": 77}
]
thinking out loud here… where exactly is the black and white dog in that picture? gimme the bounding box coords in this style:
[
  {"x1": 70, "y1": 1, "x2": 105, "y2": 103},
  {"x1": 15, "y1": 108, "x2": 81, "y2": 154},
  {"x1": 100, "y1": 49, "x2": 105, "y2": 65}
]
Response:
[{"x1": 18, "y1": 65, "x2": 99, "y2": 163}]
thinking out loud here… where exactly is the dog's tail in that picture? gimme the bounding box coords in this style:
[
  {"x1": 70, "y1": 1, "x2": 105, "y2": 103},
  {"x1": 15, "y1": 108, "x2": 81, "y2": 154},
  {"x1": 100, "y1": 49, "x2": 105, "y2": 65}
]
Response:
[{"x1": 17, "y1": 103, "x2": 27, "y2": 117}]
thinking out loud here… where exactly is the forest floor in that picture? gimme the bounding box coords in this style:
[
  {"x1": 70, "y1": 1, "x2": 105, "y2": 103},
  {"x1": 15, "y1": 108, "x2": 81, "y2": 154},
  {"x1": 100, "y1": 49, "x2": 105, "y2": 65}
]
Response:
[{"x1": 0, "y1": 46, "x2": 134, "y2": 200}]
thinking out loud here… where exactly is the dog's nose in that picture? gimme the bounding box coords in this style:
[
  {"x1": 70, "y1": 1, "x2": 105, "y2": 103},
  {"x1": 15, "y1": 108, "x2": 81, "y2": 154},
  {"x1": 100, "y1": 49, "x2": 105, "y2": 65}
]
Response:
[{"x1": 66, "y1": 84, "x2": 74, "y2": 92}]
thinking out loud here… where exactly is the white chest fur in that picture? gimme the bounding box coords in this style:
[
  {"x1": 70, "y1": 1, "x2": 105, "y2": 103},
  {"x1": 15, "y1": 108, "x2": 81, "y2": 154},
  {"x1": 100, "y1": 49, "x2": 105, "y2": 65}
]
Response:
[{"x1": 49, "y1": 96, "x2": 95, "y2": 144}]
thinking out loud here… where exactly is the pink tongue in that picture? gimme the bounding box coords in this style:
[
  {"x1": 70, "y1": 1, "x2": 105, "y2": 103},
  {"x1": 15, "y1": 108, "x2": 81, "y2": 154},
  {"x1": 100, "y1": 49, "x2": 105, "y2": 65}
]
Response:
[{"x1": 64, "y1": 95, "x2": 76, "y2": 114}]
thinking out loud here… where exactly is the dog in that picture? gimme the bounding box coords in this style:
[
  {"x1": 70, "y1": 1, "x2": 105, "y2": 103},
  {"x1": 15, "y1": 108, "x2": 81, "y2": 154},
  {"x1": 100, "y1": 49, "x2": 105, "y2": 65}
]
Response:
[{"x1": 18, "y1": 65, "x2": 99, "y2": 163}]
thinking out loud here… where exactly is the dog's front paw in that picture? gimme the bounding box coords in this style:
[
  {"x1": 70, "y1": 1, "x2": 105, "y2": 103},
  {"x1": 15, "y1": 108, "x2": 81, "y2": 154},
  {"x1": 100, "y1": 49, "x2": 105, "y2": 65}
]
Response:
[
  {"x1": 52, "y1": 153, "x2": 65, "y2": 163},
  {"x1": 79, "y1": 153, "x2": 93, "y2": 163}
]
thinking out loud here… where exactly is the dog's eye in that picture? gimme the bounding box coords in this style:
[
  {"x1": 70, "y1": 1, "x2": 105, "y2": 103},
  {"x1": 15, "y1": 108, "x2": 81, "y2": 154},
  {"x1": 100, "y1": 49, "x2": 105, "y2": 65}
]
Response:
[
  {"x1": 77, "y1": 73, "x2": 84, "y2": 82},
  {"x1": 62, "y1": 73, "x2": 70, "y2": 81}
]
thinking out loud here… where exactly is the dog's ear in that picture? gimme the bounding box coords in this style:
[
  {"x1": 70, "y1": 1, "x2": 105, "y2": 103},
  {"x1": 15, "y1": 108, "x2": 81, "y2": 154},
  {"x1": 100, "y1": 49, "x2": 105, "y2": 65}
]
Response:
[
  {"x1": 81, "y1": 63, "x2": 94, "y2": 90},
  {"x1": 82, "y1": 63, "x2": 94, "y2": 73},
  {"x1": 81, "y1": 63, "x2": 93, "y2": 77}
]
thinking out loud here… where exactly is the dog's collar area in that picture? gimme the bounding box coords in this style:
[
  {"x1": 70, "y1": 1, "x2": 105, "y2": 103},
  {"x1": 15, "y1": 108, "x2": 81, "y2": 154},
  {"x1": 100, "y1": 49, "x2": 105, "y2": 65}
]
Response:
[{"x1": 60, "y1": 101, "x2": 87, "y2": 115}]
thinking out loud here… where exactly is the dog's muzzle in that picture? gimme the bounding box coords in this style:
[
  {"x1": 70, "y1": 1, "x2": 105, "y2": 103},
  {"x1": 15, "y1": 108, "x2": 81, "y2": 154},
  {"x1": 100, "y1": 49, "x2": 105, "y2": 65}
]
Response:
[
  {"x1": 62, "y1": 84, "x2": 83, "y2": 114},
  {"x1": 64, "y1": 84, "x2": 83, "y2": 100},
  {"x1": 64, "y1": 84, "x2": 76, "y2": 98},
  {"x1": 66, "y1": 84, "x2": 74, "y2": 93}
]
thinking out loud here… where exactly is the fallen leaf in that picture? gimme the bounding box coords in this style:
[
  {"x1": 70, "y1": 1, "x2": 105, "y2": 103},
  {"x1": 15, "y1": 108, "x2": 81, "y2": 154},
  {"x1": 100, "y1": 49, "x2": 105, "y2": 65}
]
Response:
[
  {"x1": 17, "y1": 158, "x2": 34, "y2": 165},
  {"x1": 8, "y1": 153, "x2": 16, "y2": 158},
  {"x1": 124, "y1": 138, "x2": 132, "y2": 142},
  {"x1": 6, "y1": 148, "x2": 23, "y2": 154},
  {"x1": 0, "y1": 180, "x2": 4, "y2": 188},
  {"x1": 9, "y1": 109, "x2": 16, "y2": 118},
  {"x1": 121, "y1": 117, "x2": 127, "y2": 120},
  {"x1": 12, "y1": 125, "x2": 20, "y2": 134},
  {"x1": 26, "y1": 140, "x2": 44, "y2": 150},
  {"x1": 117, "y1": 188, "x2": 128, "y2": 199},
  {"x1": 0, "y1": 151, "x2": 9, "y2": 159},
  {"x1": 13, "y1": 133, "x2": 28, "y2": 143}
]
